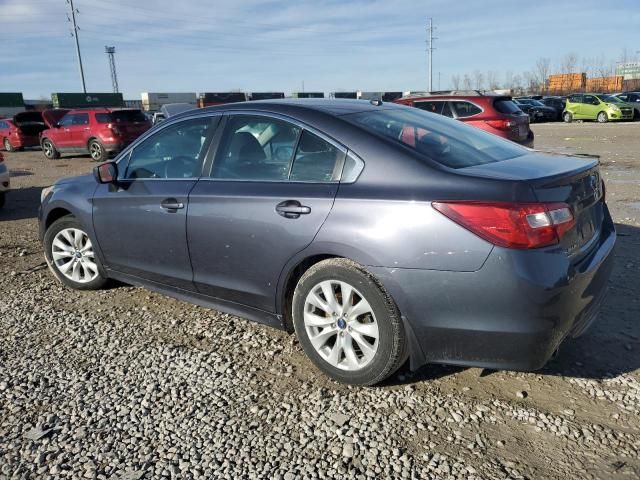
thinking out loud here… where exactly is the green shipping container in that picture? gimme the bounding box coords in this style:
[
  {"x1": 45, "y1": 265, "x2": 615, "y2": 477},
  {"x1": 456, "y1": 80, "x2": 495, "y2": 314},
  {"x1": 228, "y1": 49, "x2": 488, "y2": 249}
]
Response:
[
  {"x1": 0, "y1": 92, "x2": 25, "y2": 107},
  {"x1": 51, "y1": 92, "x2": 124, "y2": 108}
]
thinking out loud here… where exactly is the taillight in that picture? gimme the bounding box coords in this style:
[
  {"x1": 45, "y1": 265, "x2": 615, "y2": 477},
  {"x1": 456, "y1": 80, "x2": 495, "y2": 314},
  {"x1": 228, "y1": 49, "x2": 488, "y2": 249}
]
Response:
[
  {"x1": 107, "y1": 123, "x2": 120, "y2": 135},
  {"x1": 484, "y1": 119, "x2": 514, "y2": 131},
  {"x1": 432, "y1": 201, "x2": 575, "y2": 249}
]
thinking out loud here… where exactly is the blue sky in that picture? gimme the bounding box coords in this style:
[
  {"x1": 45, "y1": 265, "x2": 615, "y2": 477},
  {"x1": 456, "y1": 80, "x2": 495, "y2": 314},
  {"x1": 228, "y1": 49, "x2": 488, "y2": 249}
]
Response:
[{"x1": 1, "y1": 0, "x2": 639, "y2": 99}]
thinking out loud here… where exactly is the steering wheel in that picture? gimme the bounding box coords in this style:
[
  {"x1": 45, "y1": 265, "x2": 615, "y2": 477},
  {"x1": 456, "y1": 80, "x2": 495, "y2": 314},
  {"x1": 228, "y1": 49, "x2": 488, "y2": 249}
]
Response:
[{"x1": 163, "y1": 155, "x2": 200, "y2": 179}]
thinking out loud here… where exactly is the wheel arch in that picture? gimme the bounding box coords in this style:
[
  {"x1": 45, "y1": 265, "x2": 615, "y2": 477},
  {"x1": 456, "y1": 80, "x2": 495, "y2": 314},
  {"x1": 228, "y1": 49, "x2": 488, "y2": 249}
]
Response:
[{"x1": 45, "y1": 207, "x2": 74, "y2": 229}]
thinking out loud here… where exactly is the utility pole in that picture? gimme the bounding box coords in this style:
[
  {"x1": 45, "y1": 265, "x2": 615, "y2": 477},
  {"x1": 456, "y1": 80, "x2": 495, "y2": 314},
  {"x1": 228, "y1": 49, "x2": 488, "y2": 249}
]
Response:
[
  {"x1": 67, "y1": 0, "x2": 86, "y2": 93},
  {"x1": 105, "y1": 46, "x2": 119, "y2": 93},
  {"x1": 427, "y1": 18, "x2": 437, "y2": 92}
]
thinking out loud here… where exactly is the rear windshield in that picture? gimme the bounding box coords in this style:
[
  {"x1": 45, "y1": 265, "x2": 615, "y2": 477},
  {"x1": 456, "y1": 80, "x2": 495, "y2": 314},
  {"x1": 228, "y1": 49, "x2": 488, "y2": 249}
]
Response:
[
  {"x1": 96, "y1": 110, "x2": 147, "y2": 123},
  {"x1": 493, "y1": 99, "x2": 522, "y2": 114},
  {"x1": 345, "y1": 108, "x2": 526, "y2": 169}
]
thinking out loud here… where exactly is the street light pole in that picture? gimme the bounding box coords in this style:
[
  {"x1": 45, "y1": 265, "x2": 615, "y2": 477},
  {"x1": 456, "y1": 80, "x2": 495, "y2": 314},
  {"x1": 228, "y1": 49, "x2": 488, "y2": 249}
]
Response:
[{"x1": 68, "y1": 0, "x2": 86, "y2": 93}]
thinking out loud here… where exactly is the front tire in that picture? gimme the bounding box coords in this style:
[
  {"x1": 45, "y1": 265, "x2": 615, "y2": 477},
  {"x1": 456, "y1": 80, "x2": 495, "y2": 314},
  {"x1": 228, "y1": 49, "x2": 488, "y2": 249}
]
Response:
[
  {"x1": 292, "y1": 258, "x2": 407, "y2": 386},
  {"x1": 597, "y1": 112, "x2": 608, "y2": 123},
  {"x1": 4, "y1": 138, "x2": 15, "y2": 152},
  {"x1": 44, "y1": 216, "x2": 108, "y2": 290},
  {"x1": 88, "y1": 139, "x2": 107, "y2": 162},
  {"x1": 42, "y1": 139, "x2": 60, "y2": 159}
]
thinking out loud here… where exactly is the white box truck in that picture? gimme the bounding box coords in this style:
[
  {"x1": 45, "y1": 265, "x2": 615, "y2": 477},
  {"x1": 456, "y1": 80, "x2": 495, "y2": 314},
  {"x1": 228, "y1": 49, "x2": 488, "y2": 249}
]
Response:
[{"x1": 141, "y1": 92, "x2": 197, "y2": 112}]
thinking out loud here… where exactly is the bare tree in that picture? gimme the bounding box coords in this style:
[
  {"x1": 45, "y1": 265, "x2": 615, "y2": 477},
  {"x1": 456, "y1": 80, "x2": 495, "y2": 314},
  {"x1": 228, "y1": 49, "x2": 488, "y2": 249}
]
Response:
[
  {"x1": 473, "y1": 70, "x2": 484, "y2": 90},
  {"x1": 486, "y1": 70, "x2": 500, "y2": 90},
  {"x1": 522, "y1": 71, "x2": 538, "y2": 94},
  {"x1": 451, "y1": 74, "x2": 461, "y2": 90},
  {"x1": 561, "y1": 52, "x2": 579, "y2": 73},
  {"x1": 594, "y1": 54, "x2": 614, "y2": 78},
  {"x1": 619, "y1": 47, "x2": 630, "y2": 64},
  {"x1": 511, "y1": 74, "x2": 523, "y2": 94},
  {"x1": 462, "y1": 74, "x2": 472, "y2": 90},
  {"x1": 535, "y1": 58, "x2": 551, "y2": 93},
  {"x1": 504, "y1": 71, "x2": 514, "y2": 91}
]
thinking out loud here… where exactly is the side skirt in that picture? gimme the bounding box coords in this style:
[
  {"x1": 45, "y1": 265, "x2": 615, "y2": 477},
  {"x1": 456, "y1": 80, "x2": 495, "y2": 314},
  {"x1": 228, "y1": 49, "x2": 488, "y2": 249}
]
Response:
[{"x1": 106, "y1": 269, "x2": 285, "y2": 330}]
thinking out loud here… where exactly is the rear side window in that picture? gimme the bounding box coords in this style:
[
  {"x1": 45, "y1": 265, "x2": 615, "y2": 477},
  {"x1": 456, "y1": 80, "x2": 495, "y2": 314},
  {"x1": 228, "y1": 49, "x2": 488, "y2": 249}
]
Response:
[
  {"x1": 451, "y1": 101, "x2": 482, "y2": 118},
  {"x1": 568, "y1": 94, "x2": 582, "y2": 103},
  {"x1": 0, "y1": 121, "x2": 7, "y2": 129},
  {"x1": 414, "y1": 101, "x2": 445, "y2": 114},
  {"x1": 290, "y1": 131, "x2": 343, "y2": 182},
  {"x1": 345, "y1": 108, "x2": 526, "y2": 169},
  {"x1": 493, "y1": 99, "x2": 522, "y2": 114},
  {"x1": 95, "y1": 113, "x2": 111, "y2": 123},
  {"x1": 211, "y1": 116, "x2": 301, "y2": 181}
]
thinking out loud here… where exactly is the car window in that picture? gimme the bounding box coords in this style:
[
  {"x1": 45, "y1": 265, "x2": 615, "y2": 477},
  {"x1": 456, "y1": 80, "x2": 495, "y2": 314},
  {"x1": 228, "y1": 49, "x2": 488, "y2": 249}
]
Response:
[
  {"x1": 414, "y1": 101, "x2": 445, "y2": 114},
  {"x1": 345, "y1": 107, "x2": 526, "y2": 169},
  {"x1": 72, "y1": 113, "x2": 89, "y2": 125},
  {"x1": 58, "y1": 115, "x2": 74, "y2": 127},
  {"x1": 124, "y1": 117, "x2": 212, "y2": 179},
  {"x1": 568, "y1": 95, "x2": 582, "y2": 104},
  {"x1": 451, "y1": 101, "x2": 482, "y2": 118},
  {"x1": 0, "y1": 121, "x2": 7, "y2": 129},
  {"x1": 290, "y1": 130, "x2": 343, "y2": 182},
  {"x1": 211, "y1": 115, "x2": 301, "y2": 181},
  {"x1": 583, "y1": 95, "x2": 598, "y2": 105},
  {"x1": 617, "y1": 95, "x2": 628, "y2": 101},
  {"x1": 494, "y1": 99, "x2": 522, "y2": 114},
  {"x1": 95, "y1": 113, "x2": 111, "y2": 123}
]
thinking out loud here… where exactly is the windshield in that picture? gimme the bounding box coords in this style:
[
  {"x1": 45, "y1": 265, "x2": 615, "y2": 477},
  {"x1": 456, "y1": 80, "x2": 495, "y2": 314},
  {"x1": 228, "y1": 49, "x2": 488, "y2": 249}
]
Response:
[
  {"x1": 602, "y1": 95, "x2": 623, "y2": 104},
  {"x1": 493, "y1": 99, "x2": 522, "y2": 114},
  {"x1": 531, "y1": 100, "x2": 545, "y2": 106},
  {"x1": 345, "y1": 107, "x2": 527, "y2": 169}
]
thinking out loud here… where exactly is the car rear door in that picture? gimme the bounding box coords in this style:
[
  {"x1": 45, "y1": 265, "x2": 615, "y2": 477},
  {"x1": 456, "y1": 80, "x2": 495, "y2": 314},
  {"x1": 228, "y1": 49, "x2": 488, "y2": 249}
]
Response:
[
  {"x1": 187, "y1": 113, "x2": 343, "y2": 312},
  {"x1": 92, "y1": 115, "x2": 219, "y2": 290},
  {"x1": 69, "y1": 112, "x2": 90, "y2": 149}
]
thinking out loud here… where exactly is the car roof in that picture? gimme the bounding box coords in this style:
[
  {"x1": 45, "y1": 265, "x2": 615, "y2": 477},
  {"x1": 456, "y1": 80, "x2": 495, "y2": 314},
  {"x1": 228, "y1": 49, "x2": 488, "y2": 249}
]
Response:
[{"x1": 193, "y1": 98, "x2": 398, "y2": 117}]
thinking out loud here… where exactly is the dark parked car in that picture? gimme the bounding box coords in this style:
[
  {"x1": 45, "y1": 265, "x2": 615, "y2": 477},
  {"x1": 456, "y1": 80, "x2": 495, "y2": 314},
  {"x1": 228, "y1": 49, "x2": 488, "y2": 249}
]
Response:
[
  {"x1": 39, "y1": 99, "x2": 615, "y2": 385},
  {"x1": 514, "y1": 98, "x2": 557, "y2": 122},
  {"x1": 0, "y1": 112, "x2": 47, "y2": 151},
  {"x1": 0, "y1": 151, "x2": 9, "y2": 208},
  {"x1": 395, "y1": 91, "x2": 534, "y2": 147},
  {"x1": 40, "y1": 108, "x2": 151, "y2": 162},
  {"x1": 540, "y1": 97, "x2": 566, "y2": 120}
]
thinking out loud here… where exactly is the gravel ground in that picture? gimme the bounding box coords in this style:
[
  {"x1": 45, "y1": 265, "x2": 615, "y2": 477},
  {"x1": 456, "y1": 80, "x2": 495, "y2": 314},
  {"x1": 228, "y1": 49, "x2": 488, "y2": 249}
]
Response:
[{"x1": 1, "y1": 122, "x2": 639, "y2": 479}]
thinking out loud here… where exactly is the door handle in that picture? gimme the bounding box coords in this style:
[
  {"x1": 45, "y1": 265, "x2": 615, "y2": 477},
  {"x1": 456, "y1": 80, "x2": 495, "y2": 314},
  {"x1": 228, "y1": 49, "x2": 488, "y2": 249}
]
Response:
[
  {"x1": 161, "y1": 198, "x2": 184, "y2": 211},
  {"x1": 276, "y1": 200, "x2": 311, "y2": 219}
]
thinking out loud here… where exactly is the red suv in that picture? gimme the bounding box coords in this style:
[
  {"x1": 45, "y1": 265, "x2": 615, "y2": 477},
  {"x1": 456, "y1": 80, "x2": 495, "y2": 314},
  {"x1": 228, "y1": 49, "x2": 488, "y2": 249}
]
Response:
[
  {"x1": 40, "y1": 108, "x2": 151, "y2": 162},
  {"x1": 394, "y1": 91, "x2": 534, "y2": 147},
  {"x1": 0, "y1": 112, "x2": 47, "y2": 151}
]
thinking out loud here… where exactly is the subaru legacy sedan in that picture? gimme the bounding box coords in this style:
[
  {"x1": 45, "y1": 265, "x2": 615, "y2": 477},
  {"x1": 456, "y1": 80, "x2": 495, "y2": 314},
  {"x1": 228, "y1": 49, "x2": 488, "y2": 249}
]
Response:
[{"x1": 39, "y1": 99, "x2": 615, "y2": 385}]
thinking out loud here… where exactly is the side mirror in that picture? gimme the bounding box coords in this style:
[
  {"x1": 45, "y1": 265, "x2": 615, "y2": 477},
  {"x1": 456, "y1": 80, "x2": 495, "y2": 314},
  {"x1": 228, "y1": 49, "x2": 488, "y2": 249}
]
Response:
[{"x1": 93, "y1": 161, "x2": 118, "y2": 184}]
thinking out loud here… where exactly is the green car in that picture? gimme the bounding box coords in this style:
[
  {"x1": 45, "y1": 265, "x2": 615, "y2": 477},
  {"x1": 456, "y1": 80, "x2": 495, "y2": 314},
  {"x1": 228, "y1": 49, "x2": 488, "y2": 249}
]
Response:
[{"x1": 563, "y1": 93, "x2": 635, "y2": 123}]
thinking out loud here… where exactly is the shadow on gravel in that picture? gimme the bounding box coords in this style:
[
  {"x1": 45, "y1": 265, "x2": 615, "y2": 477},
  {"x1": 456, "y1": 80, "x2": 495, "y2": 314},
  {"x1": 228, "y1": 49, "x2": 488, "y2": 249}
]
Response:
[
  {"x1": 0, "y1": 186, "x2": 42, "y2": 222},
  {"x1": 386, "y1": 223, "x2": 640, "y2": 386}
]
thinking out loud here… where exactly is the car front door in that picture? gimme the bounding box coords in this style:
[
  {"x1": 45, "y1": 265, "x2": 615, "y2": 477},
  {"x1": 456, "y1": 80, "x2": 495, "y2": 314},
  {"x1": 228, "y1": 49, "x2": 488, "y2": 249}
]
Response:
[
  {"x1": 581, "y1": 95, "x2": 599, "y2": 119},
  {"x1": 69, "y1": 112, "x2": 90, "y2": 150},
  {"x1": 187, "y1": 113, "x2": 343, "y2": 312},
  {"x1": 55, "y1": 114, "x2": 76, "y2": 149},
  {"x1": 92, "y1": 115, "x2": 219, "y2": 290}
]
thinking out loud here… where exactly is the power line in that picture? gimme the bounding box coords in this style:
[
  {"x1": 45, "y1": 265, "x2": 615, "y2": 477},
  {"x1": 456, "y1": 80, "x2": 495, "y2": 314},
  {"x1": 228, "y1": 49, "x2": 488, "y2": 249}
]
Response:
[{"x1": 67, "y1": 0, "x2": 86, "y2": 93}]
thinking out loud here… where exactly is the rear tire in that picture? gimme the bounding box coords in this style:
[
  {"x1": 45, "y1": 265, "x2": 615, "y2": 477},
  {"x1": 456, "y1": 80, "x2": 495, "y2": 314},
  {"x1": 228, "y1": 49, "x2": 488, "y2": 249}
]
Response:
[
  {"x1": 3, "y1": 138, "x2": 14, "y2": 152},
  {"x1": 88, "y1": 139, "x2": 107, "y2": 162},
  {"x1": 563, "y1": 112, "x2": 573, "y2": 123},
  {"x1": 292, "y1": 258, "x2": 407, "y2": 386},
  {"x1": 43, "y1": 215, "x2": 108, "y2": 290},
  {"x1": 42, "y1": 139, "x2": 60, "y2": 159},
  {"x1": 597, "y1": 112, "x2": 608, "y2": 123}
]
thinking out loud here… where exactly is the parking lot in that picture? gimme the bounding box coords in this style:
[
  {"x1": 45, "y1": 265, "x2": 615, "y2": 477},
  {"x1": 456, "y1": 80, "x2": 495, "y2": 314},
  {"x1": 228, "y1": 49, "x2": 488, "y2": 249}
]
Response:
[{"x1": 0, "y1": 122, "x2": 639, "y2": 479}]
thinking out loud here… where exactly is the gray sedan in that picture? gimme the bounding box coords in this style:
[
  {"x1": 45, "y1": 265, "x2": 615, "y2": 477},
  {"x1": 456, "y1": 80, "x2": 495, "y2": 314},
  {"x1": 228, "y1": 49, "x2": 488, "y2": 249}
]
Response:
[{"x1": 39, "y1": 99, "x2": 615, "y2": 385}]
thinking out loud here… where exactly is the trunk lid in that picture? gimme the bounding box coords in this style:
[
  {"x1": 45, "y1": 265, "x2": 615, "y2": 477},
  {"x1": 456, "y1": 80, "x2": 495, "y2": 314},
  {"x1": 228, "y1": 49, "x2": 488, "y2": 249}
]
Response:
[
  {"x1": 42, "y1": 109, "x2": 70, "y2": 128},
  {"x1": 13, "y1": 111, "x2": 47, "y2": 138},
  {"x1": 461, "y1": 153, "x2": 604, "y2": 255}
]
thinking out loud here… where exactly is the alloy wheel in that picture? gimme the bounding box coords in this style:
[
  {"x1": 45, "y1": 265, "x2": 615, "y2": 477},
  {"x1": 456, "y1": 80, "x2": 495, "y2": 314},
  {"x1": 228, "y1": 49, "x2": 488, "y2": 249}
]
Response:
[
  {"x1": 303, "y1": 280, "x2": 379, "y2": 371},
  {"x1": 90, "y1": 142, "x2": 103, "y2": 161},
  {"x1": 43, "y1": 141, "x2": 53, "y2": 158},
  {"x1": 51, "y1": 228, "x2": 99, "y2": 283},
  {"x1": 597, "y1": 112, "x2": 607, "y2": 123}
]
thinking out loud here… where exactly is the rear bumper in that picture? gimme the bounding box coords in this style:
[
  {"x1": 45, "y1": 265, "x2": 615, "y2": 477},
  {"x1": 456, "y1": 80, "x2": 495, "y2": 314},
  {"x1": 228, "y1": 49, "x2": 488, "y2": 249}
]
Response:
[{"x1": 370, "y1": 206, "x2": 616, "y2": 371}]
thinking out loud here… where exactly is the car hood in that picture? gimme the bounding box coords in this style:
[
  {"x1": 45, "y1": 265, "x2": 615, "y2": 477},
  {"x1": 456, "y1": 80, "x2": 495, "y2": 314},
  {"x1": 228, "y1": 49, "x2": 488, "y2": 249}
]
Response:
[
  {"x1": 54, "y1": 173, "x2": 95, "y2": 186},
  {"x1": 42, "y1": 109, "x2": 71, "y2": 128}
]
